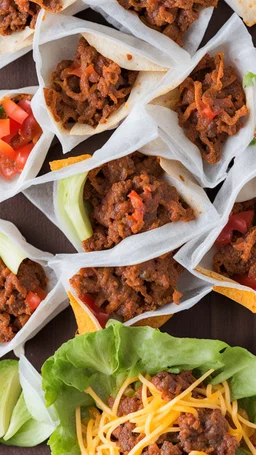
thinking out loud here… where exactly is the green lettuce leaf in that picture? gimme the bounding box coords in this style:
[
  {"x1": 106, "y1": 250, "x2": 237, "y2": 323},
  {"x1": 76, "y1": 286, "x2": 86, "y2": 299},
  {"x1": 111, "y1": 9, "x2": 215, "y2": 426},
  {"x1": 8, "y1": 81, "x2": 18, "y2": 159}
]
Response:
[
  {"x1": 243, "y1": 72, "x2": 256, "y2": 88},
  {"x1": 42, "y1": 322, "x2": 256, "y2": 455},
  {"x1": 1, "y1": 419, "x2": 55, "y2": 447},
  {"x1": 3, "y1": 393, "x2": 31, "y2": 441}
]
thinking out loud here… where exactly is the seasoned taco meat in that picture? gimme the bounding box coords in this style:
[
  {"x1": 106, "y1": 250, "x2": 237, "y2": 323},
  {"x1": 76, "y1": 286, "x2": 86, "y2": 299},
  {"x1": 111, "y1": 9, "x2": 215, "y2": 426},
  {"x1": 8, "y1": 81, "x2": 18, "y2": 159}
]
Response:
[
  {"x1": 175, "y1": 53, "x2": 248, "y2": 164},
  {"x1": 213, "y1": 198, "x2": 256, "y2": 282},
  {"x1": 0, "y1": 258, "x2": 47, "y2": 343},
  {"x1": 70, "y1": 252, "x2": 184, "y2": 321},
  {"x1": 108, "y1": 371, "x2": 238, "y2": 455},
  {"x1": 83, "y1": 152, "x2": 195, "y2": 252},
  {"x1": 0, "y1": 0, "x2": 60, "y2": 36},
  {"x1": 44, "y1": 37, "x2": 138, "y2": 129},
  {"x1": 117, "y1": 0, "x2": 218, "y2": 47}
]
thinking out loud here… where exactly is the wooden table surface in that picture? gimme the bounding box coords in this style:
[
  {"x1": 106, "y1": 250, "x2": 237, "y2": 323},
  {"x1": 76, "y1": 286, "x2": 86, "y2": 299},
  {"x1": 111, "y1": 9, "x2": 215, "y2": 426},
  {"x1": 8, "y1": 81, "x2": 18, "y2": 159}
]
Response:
[{"x1": 0, "y1": 2, "x2": 256, "y2": 454}]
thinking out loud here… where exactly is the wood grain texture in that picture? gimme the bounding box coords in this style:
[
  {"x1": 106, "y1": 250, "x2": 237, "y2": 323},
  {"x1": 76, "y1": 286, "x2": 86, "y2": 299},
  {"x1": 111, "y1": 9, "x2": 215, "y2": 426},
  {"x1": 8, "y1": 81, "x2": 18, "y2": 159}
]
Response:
[{"x1": 0, "y1": 2, "x2": 255, "y2": 454}]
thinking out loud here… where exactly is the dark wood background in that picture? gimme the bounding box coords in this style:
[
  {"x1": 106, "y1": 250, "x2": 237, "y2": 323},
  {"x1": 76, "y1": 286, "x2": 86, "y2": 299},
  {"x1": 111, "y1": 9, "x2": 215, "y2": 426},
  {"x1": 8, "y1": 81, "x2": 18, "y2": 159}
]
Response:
[{"x1": 0, "y1": 2, "x2": 256, "y2": 453}]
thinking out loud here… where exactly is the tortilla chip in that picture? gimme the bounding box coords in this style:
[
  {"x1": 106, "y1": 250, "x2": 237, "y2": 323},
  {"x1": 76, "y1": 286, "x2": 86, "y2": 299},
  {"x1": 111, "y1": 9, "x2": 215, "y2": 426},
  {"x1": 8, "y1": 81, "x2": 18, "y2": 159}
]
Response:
[
  {"x1": 225, "y1": 0, "x2": 256, "y2": 27},
  {"x1": 133, "y1": 315, "x2": 172, "y2": 328},
  {"x1": 150, "y1": 87, "x2": 180, "y2": 110},
  {"x1": 50, "y1": 154, "x2": 91, "y2": 171},
  {"x1": 195, "y1": 265, "x2": 256, "y2": 313},
  {"x1": 68, "y1": 291, "x2": 101, "y2": 334}
]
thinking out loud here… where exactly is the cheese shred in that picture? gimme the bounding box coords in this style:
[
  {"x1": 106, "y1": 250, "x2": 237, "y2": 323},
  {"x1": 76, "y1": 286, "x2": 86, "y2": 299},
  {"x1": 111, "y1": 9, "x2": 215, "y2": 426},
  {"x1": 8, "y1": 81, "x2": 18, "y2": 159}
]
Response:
[{"x1": 76, "y1": 370, "x2": 256, "y2": 455}]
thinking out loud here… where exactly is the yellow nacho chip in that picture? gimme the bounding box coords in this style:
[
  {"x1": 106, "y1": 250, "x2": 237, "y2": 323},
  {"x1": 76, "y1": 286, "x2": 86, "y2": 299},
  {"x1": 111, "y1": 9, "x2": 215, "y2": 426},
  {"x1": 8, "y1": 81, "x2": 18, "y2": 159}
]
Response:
[
  {"x1": 133, "y1": 315, "x2": 172, "y2": 328},
  {"x1": 50, "y1": 154, "x2": 91, "y2": 171},
  {"x1": 195, "y1": 265, "x2": 256, "y2": 313},
  {"x1": 68, "y1": 291, "x2": 101, "y2": 334}
]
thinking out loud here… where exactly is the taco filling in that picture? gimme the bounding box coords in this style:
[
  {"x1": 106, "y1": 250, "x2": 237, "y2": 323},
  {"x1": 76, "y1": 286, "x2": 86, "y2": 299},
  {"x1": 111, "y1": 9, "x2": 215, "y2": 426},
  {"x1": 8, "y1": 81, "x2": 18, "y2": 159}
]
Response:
[
  {"x1": 0, "y1": 258, "x2": 47, "y2": 343},
  {"x1": 81, "y1": 152, "x2": 195, "y2": 251},
  {"x1": 213, "y1": 198, "x2": 256, "y2": 289},
  {"x1": 78, "y1": 369, "x2": 253, "y2": 455},
  {"x1": 70, "y1": 252, "x2": 184, "y2": 323},
  {"x1": 175, "y1": 52, "x2": 248, "y2": 164},
  {"x1": 117, "y1": 0, "x2": 218, "y2": 47},
  {"x1": 0, "y1": 94, "x2": 42, "y2": 180},
  {"x1": 44, "y1": 37, "x2": 138, "y2": 129},
  {"x1": 0, "y1": 0, "x2": 61, "y2": 36}
]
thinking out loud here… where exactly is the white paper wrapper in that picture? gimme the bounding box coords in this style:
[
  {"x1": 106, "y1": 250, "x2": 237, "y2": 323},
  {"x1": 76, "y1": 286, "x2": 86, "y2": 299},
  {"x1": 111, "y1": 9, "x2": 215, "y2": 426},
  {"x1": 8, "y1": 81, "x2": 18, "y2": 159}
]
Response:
[
  {"x1": 0, "y1": 219, "x2": 68, "y2": 358},
  {"x1": 0, "y1": 0, "x2": 86, "y2": 70},
  {"x1": 142, "y1": 14, "x2": 256, "y2": 188},
  {"x1": 224, "y1": 0, "x2": 256, "y2": 27},
  {"x1": 175, "y1": 144, "x2": 256, "y2": 296},
  {"x1": 23, "y1": 107, "x2": 220, "y2": 259},
  {"x1": 85, "y1": 0, "x2": 214, "y2": 65},
  {"x1": 49, "y1": 245, "x2": 212, "y2": 327},
  {"x1": 0, "y1": 87, "x2": 54, "y2": 203},
  {"x1": 32, "y1": 11, "x2": 169, "y2": 153}
]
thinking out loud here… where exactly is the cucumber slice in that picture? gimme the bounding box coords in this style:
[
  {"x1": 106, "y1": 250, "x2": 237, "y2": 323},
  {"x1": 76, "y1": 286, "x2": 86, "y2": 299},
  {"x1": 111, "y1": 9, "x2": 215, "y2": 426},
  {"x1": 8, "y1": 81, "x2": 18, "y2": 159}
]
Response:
[{"x1": 0, "y1": 232, "x2": 27, "y2": 275}]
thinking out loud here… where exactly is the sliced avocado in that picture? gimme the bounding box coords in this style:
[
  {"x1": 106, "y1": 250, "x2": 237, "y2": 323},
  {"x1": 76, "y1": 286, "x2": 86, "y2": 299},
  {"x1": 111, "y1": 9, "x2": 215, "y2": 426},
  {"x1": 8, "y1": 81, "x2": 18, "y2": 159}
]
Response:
[
  {"x1": 0, "y1": 360, "x2": 21, "y2": 438},
  {"x1": 0, "y1": 232, "x2": 27, "y2": 275},
  {"x1": 56, "y1": 173, "x2": 93, "y2": 246},
  {"x1": 3, "y1": 393, "x2": 31, "y2": 441}
]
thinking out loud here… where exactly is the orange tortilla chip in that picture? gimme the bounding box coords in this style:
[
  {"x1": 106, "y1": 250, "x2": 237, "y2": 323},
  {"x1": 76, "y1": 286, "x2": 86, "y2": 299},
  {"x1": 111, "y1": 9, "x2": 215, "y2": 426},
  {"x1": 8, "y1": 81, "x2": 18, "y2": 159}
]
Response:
[
  {"x1": 69, "y1": 291, "x2": 173, "y2": 333},
  {"x1": 68, "y1": 291, "x2": 101, "y2": 334},
  {"x1": 133, "y1": 315, "x2": 172, "y2": 328},
  {"x1": 195, "y1": 265, "x2": 256, "y2": 313},
  {"x1": 50, "y1": 154, "x2": 91, "y2": 171}
]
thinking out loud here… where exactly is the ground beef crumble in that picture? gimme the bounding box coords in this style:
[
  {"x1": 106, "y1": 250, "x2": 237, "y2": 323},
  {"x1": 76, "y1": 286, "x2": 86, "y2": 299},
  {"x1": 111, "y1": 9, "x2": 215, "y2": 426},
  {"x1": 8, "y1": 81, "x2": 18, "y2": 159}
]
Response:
[
  {"x1": 0, "y1": 0, "x2": 60, "y2": 36},
  {"x1": 82, "y1": 152, "x2": 195, "y2": 252},
  {"x1": 0, "y1": 258, "x2": 47, "y2": 343},
  {"x1": 213, "y1": 198, "x2": 256, "y2": 278},
  {"x1": 117, "y1": 0, "x2": 218, "y2": 47},
  {"x1": 175, "y1": 53, "x2": 248, "y2": 164},
  {"x1": 70, "y1": 252, "x2": 184, "y2": 321},
  {"x1": 107, "y1": 371, "x2": 238, "y2": 455},
  {"x1": 44, "y1": 37, "x2": 138, "y2": 129}
]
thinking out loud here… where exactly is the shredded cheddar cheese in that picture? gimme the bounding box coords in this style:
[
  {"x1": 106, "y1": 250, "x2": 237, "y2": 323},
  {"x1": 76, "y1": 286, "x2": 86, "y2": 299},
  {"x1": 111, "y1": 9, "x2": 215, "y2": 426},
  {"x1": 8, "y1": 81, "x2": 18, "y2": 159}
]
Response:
[{"x1": 76, "y1": 370, "x2": 256, "y2": 455}]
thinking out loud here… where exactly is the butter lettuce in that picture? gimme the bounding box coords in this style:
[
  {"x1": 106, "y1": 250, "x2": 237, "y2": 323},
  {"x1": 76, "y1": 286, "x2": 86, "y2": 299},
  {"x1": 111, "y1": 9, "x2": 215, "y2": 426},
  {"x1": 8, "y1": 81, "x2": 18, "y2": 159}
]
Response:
[{"x1": 243, "y1": 71, "x2": 256, "y2": 88}]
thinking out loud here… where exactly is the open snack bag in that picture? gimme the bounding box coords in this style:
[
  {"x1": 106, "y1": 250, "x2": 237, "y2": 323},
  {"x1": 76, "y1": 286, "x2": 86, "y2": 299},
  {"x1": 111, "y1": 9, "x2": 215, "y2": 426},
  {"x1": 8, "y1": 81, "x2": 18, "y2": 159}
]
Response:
[
  {"x1": 0, "y1": 86, "x2": 54, "y2": 203},
  {"x1": 175, "y1": 143, "x2": 256, "y2": 313},
  {"x1": 141, "y1": 14, "x2": 256, "y2": 188},
  {"x1": 0, "y1": 0, "x2": 86, "y2": 70},
  {"x1": 32, "y1": 11, "x2": 169, "y2": 153},
  {"x1": 84, "y1": 0, "x2": 216, "y2": 64},
  {"x1": 0, "y1": 219, "x2": 68, "y2": 358}
]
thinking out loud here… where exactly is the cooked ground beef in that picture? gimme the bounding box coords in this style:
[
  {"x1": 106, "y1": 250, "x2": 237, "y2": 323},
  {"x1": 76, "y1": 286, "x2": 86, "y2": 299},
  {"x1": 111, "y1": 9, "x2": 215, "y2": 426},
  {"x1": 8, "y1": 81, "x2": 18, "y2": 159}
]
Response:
[
  {"x1": 175, "y1": 53, "x2": 248, "y2": 164},
  {"x1": 0, "y1": 0, "x2": 60, "y2": 36},
  {"x1": 117, "y1": 0, "x2": 218, "y2": 47},
  {"x1": 83, "y1": 152, "x2": 195, "y2": 252},
  {"x1": 0, "y1": 258, "x2": 47, "y2": 343},
  {"x1": 70, "y1": 252, "x2": 184, "y2": 321},
  {"x1": 44, "y1": 37, "x2": 138, "y2": 129},
  {"x1": 108, "y1": 371, "x2": 238, "y2": 455},
  {"x1": 213, "y1": 199, "x2": 256, "y2": 278}
]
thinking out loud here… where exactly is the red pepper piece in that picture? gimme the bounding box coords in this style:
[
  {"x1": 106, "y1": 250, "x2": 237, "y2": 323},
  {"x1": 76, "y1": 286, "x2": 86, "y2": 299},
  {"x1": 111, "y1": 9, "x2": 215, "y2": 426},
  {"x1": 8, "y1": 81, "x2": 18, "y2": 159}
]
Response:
[
  {"x1": 79, "y1": 294, "x2": 109, "y2": 328},
  {"x1": 215, "y1": 210, "x2": 254, "y2": 246},
  {"x1": 232, "y1": 274, "x2": 256, "y2": 290}
]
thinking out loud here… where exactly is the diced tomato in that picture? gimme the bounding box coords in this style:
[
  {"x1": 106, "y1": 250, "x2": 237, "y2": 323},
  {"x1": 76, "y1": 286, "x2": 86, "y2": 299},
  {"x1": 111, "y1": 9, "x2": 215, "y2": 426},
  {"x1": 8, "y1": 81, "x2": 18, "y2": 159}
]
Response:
[
  {"x1": 0, "y1": 119, "x2": 10, "y2": 138},
  {"x1": 3, "y1": 98, "x2": 29, "y2": 124},
  {"x1": 201, "y1": 104, "x2": 218, "y2": 121},
  {"x1": 18, "y1": 99, "x2": 32, "y2": 115},
  {"x1": 15, "y1": 143, "x2": 34, "y2": 170},
  {"x1": 2, "y1": 119, "x2": 21, "y2": 144},
  {"x1": 79, "y1": 294, "x2": 109, "y2": 328},
  {"x1": 0, "y1": 164, "x2": 20, "y2": 179},
  {"x1": 25, "y1": 286, "x2": 47, "y2": 312},
  {"x1": 0, "y1": 139, "x2": 17, "y2": 161},
  {"x1": 20, "y1": 114, "x2": 42, "y2": 143},
  {"x1": 215, "y1": 210, "x2": 254, "y2": 246},
  {"x1": 233, "y1": 274, "x2": 256, "y2": 290}
]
